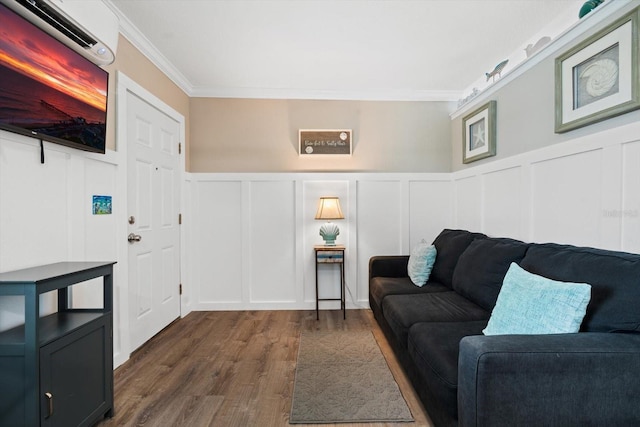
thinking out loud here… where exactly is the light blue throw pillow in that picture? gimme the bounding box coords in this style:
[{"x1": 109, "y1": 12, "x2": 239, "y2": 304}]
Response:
[
  {"x1": 407, "y1": 240, "x2": 437, "y2": 287},
  {"x1": 483, "y1": 263, "x2": 591, "y2": 335}
]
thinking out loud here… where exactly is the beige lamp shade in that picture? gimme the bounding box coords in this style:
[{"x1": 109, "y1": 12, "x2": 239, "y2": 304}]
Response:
[
  {"x1": 315, "y1": 197, "x2": 344, "y2": 220},
  {"x1": 315, "y1": 197, "x2": 344, "y2": 245}
]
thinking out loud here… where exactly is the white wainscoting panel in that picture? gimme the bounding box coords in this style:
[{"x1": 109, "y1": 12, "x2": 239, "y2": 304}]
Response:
[
  {"x1": 356, "y1": 180, "x2": 402, "y2": 257},
  {"x1": 595, "y1": 144, "x2": 623, "y2": 251},
  {"x1": 530, "y1": 149, "x2": 602, "y2": 246},
  {"x1": 409, "y1": 179, "x2": 454, "y2": 247},
  {"x1": 249, "y1": 180, "x2": 296, "y2": 304},
  {"x1": 622, "y1": 140, "x2": 640, "y2": 253},
  {"x1": 356, "y1": 180, "x2": 402, "y2": 306},
  {"x1": 194, "y1": 180, "x2": 243, "y2": 306},
  {"x1": 82, "y1": 158, "x2": 118, "y2": 260},
  {"x1": 454, "y1": 175, "x2": 482, "y2": 232},
  {"x1": 71, "y1": 157, "x2": 119, "y2": 310},
  {"x1": 0, "y1": 140, "x2": 70, "y2": 270},
  {"x1": 482, "y1": 166, "x2": 523, "y2": 240}
]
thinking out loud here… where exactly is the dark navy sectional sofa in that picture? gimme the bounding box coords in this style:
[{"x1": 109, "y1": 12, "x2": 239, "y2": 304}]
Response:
[{"x1": 369, "y1": 229, "x2": 640, "y2": 426}]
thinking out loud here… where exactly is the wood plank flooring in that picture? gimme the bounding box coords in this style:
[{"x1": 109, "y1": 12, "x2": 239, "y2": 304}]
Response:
[{"x1": 97, "y1": 310, "x2": 433, "y2": 427}]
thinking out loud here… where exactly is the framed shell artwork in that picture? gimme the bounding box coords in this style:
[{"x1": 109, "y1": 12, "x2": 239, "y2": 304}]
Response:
[{"x1": 555, "y1": 8, "x2": 640, "y2": 133}]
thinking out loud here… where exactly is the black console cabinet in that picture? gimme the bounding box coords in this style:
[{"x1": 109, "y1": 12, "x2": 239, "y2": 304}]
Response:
[{"x1": 0, "y1": 262, "x2": 116, "y2": 426}]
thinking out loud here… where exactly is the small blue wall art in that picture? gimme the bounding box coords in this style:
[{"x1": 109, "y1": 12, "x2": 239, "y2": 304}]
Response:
[{"x1": 93, "y1": 195, "x2": 112, "y2": 215}]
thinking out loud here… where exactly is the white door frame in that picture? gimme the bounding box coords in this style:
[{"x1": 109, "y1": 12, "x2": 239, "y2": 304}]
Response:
[{"x1": 115, "y1": 71, "x2": 187, "y2": 367}]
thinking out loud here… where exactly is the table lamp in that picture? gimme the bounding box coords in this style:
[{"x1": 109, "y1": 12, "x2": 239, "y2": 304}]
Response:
[{"x1": 315, "y1": 196, "x2": 344, "y2": 246}]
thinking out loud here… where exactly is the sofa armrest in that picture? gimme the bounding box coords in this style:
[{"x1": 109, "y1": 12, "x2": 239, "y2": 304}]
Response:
[
  {"x1": 458, "y1": 332, "x2": 640, "y2": 427},
  {"x1": 369, "y1": 255, "x2": 409, "y2": 279}
]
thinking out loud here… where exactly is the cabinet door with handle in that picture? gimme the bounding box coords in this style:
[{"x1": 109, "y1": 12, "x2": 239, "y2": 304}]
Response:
[{"x1": 40, "y1": 317, "x2": 111, "y2": 427}]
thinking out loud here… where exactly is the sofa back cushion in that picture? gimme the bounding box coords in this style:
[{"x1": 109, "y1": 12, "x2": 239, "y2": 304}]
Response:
[
  {"x1": 520, "y1": 243, "x2": 640, "y2": 333},
  {"x1": 430, "y1": 229, "x2": 486, "y2": 289},
  {"x1": 452, "y1": 237, "x2": 530, "y2": 310}
]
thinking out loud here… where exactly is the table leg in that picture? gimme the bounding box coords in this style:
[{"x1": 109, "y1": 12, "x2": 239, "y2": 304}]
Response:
[
  {"x1": 341, "y1": 260, "x2": 346, "y2": 319},
  {"x1": 315, "y1": 254, "x2": 319, "y2": 320}
]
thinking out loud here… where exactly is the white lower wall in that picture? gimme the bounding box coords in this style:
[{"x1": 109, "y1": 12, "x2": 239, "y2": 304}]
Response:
[
  {"x1": 187, "y1": 172, "x2": 454, "y2": 311},
  {"x1": 0, "y1": 130, "x2": 123, "y2": 361}
]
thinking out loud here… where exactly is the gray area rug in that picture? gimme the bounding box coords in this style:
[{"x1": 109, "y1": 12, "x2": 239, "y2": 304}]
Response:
[{"x1": 289, "y1": 330, "x2": 414, "y2": 424}]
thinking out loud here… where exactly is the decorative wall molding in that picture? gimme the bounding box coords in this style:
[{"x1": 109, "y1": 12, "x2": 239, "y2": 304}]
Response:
[
  {"x1": 0, "y1": 130, "x2": 120, "y2": 354},
  {"x1": 452, "y1": 119, "x2": 640, "y2": 252},
  {"x1": 186, "y1": 173, "x2": 453, "y2": 312}
]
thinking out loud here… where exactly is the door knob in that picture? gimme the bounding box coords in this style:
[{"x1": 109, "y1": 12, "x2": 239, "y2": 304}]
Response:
[{"x1": 128, "y1": 233, "x2": 142, "y2": 243}]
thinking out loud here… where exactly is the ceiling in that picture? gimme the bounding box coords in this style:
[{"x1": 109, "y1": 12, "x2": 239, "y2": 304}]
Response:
[{"x1": 107, "y1": 0, "x2": 585, "y2": 101}]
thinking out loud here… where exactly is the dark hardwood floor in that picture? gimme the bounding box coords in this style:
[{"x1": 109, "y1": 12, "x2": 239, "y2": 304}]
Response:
[{"x1": 97, "y1": 310, "x2": 433, "y2": 427}]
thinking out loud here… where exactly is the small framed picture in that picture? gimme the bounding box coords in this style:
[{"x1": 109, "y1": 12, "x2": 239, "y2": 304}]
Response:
[
  {"x1": 555, "y1": 9, "x2": 640, "y2": 133},
  {"x1": 92, "y1": 195, "x2": 112, "y2": 215},
  {"x1": 462, "y1": 101, "x2": 496, "y2": 164},
  {"x1": 299, "y1": 129, "x2": 352, "y2": 156}
]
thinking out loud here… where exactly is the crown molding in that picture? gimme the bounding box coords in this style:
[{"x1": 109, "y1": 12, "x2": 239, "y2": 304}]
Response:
[
  {"x1": 103, "y1": 0, "x2": 193, "y2": 95},
  {"x1": 189, "y1": 86, "x2": 462, "y2": 102}
]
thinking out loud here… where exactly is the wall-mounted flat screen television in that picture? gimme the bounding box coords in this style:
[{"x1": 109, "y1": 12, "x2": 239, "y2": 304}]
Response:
[{"x1": 0, "y1": 2, "x2": 108, "y2": 154}]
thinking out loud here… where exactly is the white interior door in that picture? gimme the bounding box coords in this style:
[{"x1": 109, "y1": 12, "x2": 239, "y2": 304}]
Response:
[{"x1": 126, "y1": 90, "x2": 181, "y2": 351}]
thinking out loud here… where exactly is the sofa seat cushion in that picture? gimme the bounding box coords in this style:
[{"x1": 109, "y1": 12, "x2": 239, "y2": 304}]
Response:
[
  {"x1": 408, "y1": 321, "x2": 488, "y2": 420},
  {"x1": 521, "y1": 243, "x2": 640, "y2": 332},
  {"x1": 382, "y1": 292, "x2": 490, "y2": 348},
  {"x1": 370, "y1": 276, "x2": 450, "y2": 313},
  {"x1": 452, "y1": 237, "x2": 530, "y2": 311},
  {"x1": 430, "y1": 229, "x2": 486, "y2": 289}
]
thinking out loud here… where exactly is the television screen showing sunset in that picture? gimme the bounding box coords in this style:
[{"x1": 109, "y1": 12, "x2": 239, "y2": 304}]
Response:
[{"x1": 0, "y1": 3, "x2": 108, "y2": 152}]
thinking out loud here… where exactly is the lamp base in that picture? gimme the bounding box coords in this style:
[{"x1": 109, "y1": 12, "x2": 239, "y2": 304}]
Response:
[{"x1": 319, "y1": 222, "x2": 339, "y2": 246}]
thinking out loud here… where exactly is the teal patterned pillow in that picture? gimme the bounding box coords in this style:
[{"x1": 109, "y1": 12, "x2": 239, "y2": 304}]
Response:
[
  {"x1": 483, "y1": 263, "x2": 591, "y2": 335},
  {"x1": 407, "y1": 240, "x2": 437, "y2": 287}
]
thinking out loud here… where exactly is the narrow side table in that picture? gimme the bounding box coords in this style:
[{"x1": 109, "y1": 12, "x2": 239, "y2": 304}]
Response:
[{"x1": 314, "y1": 245, "x2": 346, "y2": 320}]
